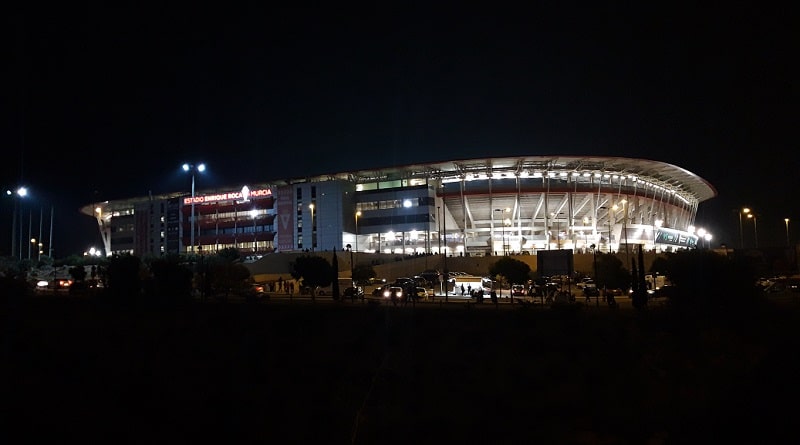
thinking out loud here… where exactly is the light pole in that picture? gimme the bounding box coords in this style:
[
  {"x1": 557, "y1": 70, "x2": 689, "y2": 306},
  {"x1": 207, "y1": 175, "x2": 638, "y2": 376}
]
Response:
[
  {"x1": 739, "y1": 207, "x2": 750, "y2": 249},
  {"x1": 590, "y1": 243, "x2": 599, "y2": 307},
  {"x1": 250, "y1": 209, "x2": 258, "y2": 253},
  {"x1": 785, "y1": 218, "x2": 791, "y2": 247},
  {"x1": 436, "y1": 206, "x2": 441, "y2": 255},
  {"x1": 494, "y1": 208, "x2": 509, "y2": 255},
  {"x1": 600, "y1": 206, "x2": 611, "y2": 253},
  {"x1": 7, "y1": 186, "x2": 27, "y2": 260},
  {"x1": 182, "y1": 162, "x2": 206, "y2": 254},
  {"x1": 697, "y1": 227, "x2": 712, "y2": 249},
  {"x1": 496, "y1": 209, "x2": 504, "y2": 255},
  {"x1": 613, "y1": 200, "x2": 629, "y2": 266},
  {"x1": 347, "y1": 242, "x2": 354, "y2": 290},
  {"x1": 48, "y1": 205, "x2": 54, "y2": 258},
  {"x1": 355, "y1": 210, "x2": 361, "y2": 253},
  {"x1": 28, "y1": 210, "x2": 32, "y2": 260},
  {"x1": 551, "y1": 211, "x2": 566, "y2": 250},
  {"x1": 747, "y1": 213, "x2": 758, "y2": 248},
  {"x1": 38, "y1": 206, "x2": 43, "y2": 261},
  {"x1": 309, "y1": 203, "x2": 315, "y2": 252}
]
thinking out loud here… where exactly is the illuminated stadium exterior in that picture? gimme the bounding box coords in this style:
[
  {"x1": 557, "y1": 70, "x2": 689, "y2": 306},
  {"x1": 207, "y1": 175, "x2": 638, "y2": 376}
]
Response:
[{"x1": 80, "y1": 156, "x2": 716, "y2": 257}]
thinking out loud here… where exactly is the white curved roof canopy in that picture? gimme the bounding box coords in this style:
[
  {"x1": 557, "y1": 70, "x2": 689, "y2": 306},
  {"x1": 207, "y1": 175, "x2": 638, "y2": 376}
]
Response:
[{"x1": 336, "y1": 156, "x2": 716, "y2": 204}]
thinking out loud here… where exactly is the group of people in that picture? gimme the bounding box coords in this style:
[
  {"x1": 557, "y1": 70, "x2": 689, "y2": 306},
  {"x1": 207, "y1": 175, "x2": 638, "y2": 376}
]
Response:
[
  {"x1": 459, "y1": 283, "x2": 498, "y2": 304},
  {"x1": 274, "y1": 277, "x2": 296, "y2": 295}
]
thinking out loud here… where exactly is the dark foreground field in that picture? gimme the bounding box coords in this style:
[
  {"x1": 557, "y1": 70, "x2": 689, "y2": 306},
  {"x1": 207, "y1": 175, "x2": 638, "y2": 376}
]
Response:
[{"x1": 3, "y1": 296, "x2": 800, "y2": 444}]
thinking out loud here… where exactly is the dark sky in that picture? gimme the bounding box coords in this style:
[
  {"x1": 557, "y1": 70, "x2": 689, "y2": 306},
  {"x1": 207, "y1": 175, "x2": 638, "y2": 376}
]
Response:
[{"x1": 2, "y1": 4, "x2": 797, "y2": 257}]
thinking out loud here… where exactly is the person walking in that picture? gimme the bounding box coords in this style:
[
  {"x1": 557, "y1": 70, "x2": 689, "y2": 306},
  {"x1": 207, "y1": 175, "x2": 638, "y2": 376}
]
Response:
[{"x1": 461, "y1": 284, "x2": 465, "y2": 296}]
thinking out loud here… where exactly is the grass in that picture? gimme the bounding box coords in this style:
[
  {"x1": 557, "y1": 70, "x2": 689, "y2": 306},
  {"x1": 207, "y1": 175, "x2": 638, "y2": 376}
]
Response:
[{"x1": 3, "y1": 295, "x2": 800, "y2": 444}]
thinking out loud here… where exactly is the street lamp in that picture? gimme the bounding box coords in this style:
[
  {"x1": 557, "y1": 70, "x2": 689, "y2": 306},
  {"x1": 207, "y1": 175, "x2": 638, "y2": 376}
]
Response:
[
  {"x1": 37, "y1": 206, "x2": 43, "y2": 261},
  {"x1": 436, "y1": 206, "x2": 441, "y2": 255},
  {"x1": 697, "y1": 228, "x2": 706, "y2": 249},
  {"x1": 494, "y1": 208, "x2": 510, "y2": 255},
  {"x1": 182, "y1": 162, "x2": 206, "y2": 254},
  {"x1": 786, "y1": 218, "x2": 791, "y2": 247},
  {"x1": 599, "y1": 206, "x2": 611, "y2": 253},
  {"x1": 590, "y1": 243, "x2": 599, "y2": 307},
  {"x1": 739, "y1": 207, "x2": 750, "y2": 249},
  {"x1": 612, "y1": 200, "x2": 629, "y2": 266},
  {"x1": 7, "y1": 186, "x2": 27, "y2": 260},
  {"x1": 551, "y1": 211, "x2": 566, "y2": 250},
  {"x1": 309, "y1": 203, "x2": 315, "y2": 251},
  {"x1": 747, "y1": 213, "x2": 758, "y2": 248},
  {"x1": 355, "y1": 210, "x2": 361, "y2": 253}
]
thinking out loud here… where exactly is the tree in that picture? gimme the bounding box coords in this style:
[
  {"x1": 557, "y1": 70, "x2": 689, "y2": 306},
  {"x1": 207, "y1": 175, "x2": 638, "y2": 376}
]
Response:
[
  {"x1": 68, "y1": 265, "x2": 87, "y2": 282},
  {"x1": 289, "y1": 255, "x2": 334, "y2": 302},
  {"x1": 631, "y1": 245, "x2": 648, "y2": 310},
  {"x1": 488, "y1": 257, "x2": 531, "y2": 287},
  {"x1": 217, "y1": 247, "x2": 242, "y2": 263},
  {"x1": 649, "y1": 254, "x2": 672, "y2": 275},
  {"x1": 68, "y1": 264, "x2": 89, "y2": 294},
  {"x1": 659, "y1": 249, "x2": 760, "y2": 316},
  {"x1": 204, "y1": 253, "x2": 251, "y2": 302},
  {"x1": 594, "y1": 253, "x2": 630, "y2": 291},
  {"x1": 147, "y1": 255, "x2": 193, "y2": 304},
  {"x1": 104, "y1": 253, "x2": 143, "y2": 302},
  {"x1": 352, "y1": 264, "x2": 377, "y2": 284}
]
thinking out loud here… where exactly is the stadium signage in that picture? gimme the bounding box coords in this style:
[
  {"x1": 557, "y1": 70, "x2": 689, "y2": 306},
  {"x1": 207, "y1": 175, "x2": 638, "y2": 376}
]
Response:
[
  {"x1": 184, "y1": 187, "x2": 272, "y2": 204},
  {"x1": 655, "y1": 227, "x2": 698, "y2": 248}
]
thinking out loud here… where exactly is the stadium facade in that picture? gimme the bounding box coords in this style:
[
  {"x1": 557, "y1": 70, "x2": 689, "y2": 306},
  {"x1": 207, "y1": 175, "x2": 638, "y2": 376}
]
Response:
[{"x1": 80, "y1": 156, "x2": 716, "y2": 258}]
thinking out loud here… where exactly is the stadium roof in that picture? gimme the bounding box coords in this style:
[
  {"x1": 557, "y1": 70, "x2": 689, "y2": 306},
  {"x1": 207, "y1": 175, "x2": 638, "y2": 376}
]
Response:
[
  {"x1": 82, "y1": 155, "x2": 716, "y2": 216},
  {"x1": 291, "y1": 155, "x2": 717, "y2": 203}
]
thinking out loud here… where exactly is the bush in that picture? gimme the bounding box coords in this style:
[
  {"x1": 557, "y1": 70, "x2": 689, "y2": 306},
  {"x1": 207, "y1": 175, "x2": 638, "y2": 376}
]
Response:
[{"x1": 662, "y1": 250, "x2": 761, "y2": 316}]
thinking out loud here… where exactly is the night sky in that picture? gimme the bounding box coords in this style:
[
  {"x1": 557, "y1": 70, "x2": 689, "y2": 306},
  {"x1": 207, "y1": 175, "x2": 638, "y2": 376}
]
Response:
[{"x1": 2, "y1": 4, "x2": 796, "y2": 258}]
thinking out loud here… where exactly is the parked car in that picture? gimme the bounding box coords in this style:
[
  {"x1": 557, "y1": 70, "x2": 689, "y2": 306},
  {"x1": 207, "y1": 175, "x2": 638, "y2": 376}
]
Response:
[
  {"x1": 343, "y1": 286, "x2": 364, "y2": 300},
  {"x1": 412, "y1": 287, "x2": 430, "y2": 301},
  {"x1": 583, "y1": 286, "x2": 600, "y2": 297},
  {"x1": 383, "y1": 286, "x2": 405, "y2": 304},
  {"x1": 372, "y1": 284, "x2": 391, "y2": 297},
  {"x1": 418, "y1": 270, "x2": 440, "y2": 286},
  {"x1": 393, "y1": 277, "x2": 416, "y2": 288}
]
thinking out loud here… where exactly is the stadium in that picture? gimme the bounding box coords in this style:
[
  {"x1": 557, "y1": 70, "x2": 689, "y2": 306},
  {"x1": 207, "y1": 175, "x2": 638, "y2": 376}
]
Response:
[{"x1": 80, "y1": 156, "x2": 716, "y2": 258}]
